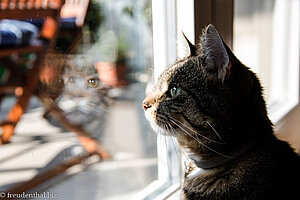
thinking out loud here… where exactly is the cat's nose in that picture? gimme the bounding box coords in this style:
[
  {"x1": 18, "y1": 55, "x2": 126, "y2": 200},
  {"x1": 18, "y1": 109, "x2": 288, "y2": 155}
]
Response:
[{"x1": 142, "y1": 101, "x2": 152, "y2": 111}]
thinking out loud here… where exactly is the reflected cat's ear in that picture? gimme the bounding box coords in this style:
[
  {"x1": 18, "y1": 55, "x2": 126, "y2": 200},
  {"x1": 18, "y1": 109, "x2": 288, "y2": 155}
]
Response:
[
  {"x1": 182, "y1": 32, "x2": 197, "y2": 57},
  {"x1": 199, "y1": 24, "x2": 230, "y2": 81}
]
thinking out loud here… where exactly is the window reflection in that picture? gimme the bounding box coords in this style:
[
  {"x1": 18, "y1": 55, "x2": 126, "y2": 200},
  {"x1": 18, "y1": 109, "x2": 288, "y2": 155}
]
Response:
[{"x1": 0, "y1": 0, "x2": 156, "y2": 199}]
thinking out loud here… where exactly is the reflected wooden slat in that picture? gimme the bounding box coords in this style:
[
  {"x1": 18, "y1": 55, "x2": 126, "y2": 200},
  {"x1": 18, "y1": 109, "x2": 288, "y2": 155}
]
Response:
[{"x1": 0, "y1": 45, "x2": 43, "y2": 57}]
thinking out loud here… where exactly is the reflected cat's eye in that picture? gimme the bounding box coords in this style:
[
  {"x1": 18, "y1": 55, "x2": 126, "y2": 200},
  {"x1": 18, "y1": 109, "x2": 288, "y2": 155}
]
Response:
[
  {"x1": 68, "y1": 77, "x2": 74, "y2": 83},
  {"x1": 87, "y1": 78, "x2": 99, "y2": 88},
  {"x1": 169, "y1": 87, "x2": 181, "y2": 98}
]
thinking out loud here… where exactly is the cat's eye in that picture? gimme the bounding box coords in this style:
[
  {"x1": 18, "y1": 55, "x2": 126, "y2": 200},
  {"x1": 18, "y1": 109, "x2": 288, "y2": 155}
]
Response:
[
  {"x1": 169, "y1": 87, "x2": 181, "y2": 98},
  {"x1": 68, "y1": 77, "x2": 74, "y2": 83},
  {"x1": 87, "y1": 78, "x2": 99, "y2": 88}
]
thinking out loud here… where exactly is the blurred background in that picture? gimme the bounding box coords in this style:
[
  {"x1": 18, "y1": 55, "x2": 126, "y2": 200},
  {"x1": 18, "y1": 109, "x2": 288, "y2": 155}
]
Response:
[{"x1": 0, "y1": 0, "x2": 158, "y2": 199}]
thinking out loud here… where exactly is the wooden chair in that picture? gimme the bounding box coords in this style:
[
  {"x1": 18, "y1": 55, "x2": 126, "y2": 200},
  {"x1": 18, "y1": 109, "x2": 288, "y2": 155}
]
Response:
[
  {"x1": 60, "y1": 0, "x2": 90, "y2": 27},
  {"x1": 0, "y1": 0, "x2": 109, "y2": 159},
  {"x1": 0, "y1": 0, "x2": 64, "y2": 144},
  {"x1": 0, "y1": 0, "x2": 109, "y2": 195},
  {"x1": 58, "y1": 0, "x2": 90, "y2": 53}
]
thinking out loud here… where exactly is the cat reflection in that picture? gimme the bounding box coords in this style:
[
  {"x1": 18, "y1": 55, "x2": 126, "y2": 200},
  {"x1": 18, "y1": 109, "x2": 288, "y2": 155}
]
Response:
[
  {"x1": 41, "y1": 59, "x2": 110, "y2": 140},
  {"x1": 59, "y1": 64, "x2": 109, "y2": 138}
]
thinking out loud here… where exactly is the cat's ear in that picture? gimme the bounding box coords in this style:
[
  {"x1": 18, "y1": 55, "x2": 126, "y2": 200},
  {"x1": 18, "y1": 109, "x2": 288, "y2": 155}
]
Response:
[
  {"x1": 200, "y1": 24, "x2": 230, "y2": 81},
  {"x1": 182, "y1": 32, "x2": 197, "y2": 57}
]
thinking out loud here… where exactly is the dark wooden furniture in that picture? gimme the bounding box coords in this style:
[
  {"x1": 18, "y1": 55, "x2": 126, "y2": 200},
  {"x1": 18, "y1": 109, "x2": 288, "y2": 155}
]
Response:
[
  {"x1": 0, "y1": 0, "x2": 64, "y2": 144},
  {"x1": 59, "y1": 0, "x2": 90, "y2": 53},
  {"x1": 0, "y1": 0, "x2": 109, "y2": 158},
  {"x1": 0, "y1": 0, "x2": 109, "y2": 195}
]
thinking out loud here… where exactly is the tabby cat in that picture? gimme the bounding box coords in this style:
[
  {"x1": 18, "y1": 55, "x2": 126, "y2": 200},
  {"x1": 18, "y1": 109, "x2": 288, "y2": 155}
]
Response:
[
  {"x1": 143, "y1": 25, "x2": 300, "y2": 199},
  {"x1": 40, "y1": 54, "x2": 109, "y2": 139}
]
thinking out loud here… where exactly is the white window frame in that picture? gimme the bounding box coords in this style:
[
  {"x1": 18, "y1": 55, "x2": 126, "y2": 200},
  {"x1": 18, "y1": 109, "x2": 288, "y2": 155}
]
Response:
[
  {"x1": 133, "y1": 0, "x2": 181, "y2": 199},
  {"x1": 268, "y1": 0, "x2": 300, "y2": 123},
  {"x1": 233, "y1": 0, "x2": 300, "y2": 124},
  {"x1": 133, "y1": 0, "x2": 195, "y2": 199}
]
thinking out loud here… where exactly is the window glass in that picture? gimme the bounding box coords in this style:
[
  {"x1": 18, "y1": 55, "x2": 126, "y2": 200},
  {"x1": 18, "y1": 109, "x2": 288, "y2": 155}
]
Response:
[
  {"x1": 0, "y1": 0, "x2": 158, "y2": 199},
  {"x1": 233, "y1": 0, "x2": 299, "y2": 122}
]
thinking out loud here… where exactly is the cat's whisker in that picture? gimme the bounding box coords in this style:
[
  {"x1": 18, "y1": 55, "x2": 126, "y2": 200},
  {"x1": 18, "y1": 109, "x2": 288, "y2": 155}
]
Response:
[
  {"x1": 158, "y1": 128, "x2": 165, "y2": 162},
  {"x1": 145, "y1": 66, "x2": 154, "y2": 72},
  {"x1": 97, "y1": 105, "x2": 109, "y2": 112},
  {"x1": 169, "y1": 118, "x2": 232, "y2": 159},
  {"x1": 170, "y1": 136, "x2": 184, "y2": 172},
  {"x1": 164, "y1": 124, "x2": 185, "y2": 173},
  {"x1": 169, "y1": 119, "x2": 203, "y2": 146},
  {"x1": 205, "y1": 121, "x2": 224, "y2": 143},
  {"x1": 168, "y1": 116, "x2": 224, "y2": 144},
  {"x1": 168, "y1": 124, "x2": 191, "y2": 168},
  {"x1": 163, "y1": 134, "x2": 172, "y2": 167},
  {"x1": 166, "y1": 123, "x2": 183, "y2": 170},
  {"x1": 170, "y1": 125, "x2": 190, "y2": 173}
]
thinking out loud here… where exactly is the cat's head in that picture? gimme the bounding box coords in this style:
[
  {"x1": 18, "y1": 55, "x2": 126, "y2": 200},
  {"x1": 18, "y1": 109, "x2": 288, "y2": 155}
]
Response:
[
  {"x1": 143, "y1": 25, "x2": 272, "y2": 156},
  {"x1": 63, "y1": 64, "x2": 103, "y2": 97},
  {"x1": 62, "y1": 59, "x2": 110, "y2": 111}
]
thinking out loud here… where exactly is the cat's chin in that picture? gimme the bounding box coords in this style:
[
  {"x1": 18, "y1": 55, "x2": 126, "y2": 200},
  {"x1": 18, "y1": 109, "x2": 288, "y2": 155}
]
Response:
[
  {"x1": 144, "y1": 109, "x2": 173, "y2": 135},
  {"x1": 151, "y1": 123, "x2": 169, "y2": 135},
  {"x1": 148, "y1": 120, "x2": 171, "y2": 136}
]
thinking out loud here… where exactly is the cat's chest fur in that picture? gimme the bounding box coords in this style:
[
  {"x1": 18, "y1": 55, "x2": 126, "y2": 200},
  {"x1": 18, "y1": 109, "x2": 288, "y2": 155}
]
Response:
[{"x1": 183, "y1": 138, "x2": 300, "y2": 200}]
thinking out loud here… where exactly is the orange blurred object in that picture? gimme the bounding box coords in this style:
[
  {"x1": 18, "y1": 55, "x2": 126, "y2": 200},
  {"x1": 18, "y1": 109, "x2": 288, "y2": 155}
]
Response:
[
  {"x1": 39, "y1": 64, "x2": 61, "y2": 84},
  {"x1": 41, "y1": 17, "x2": 57, "y2": 40},
  {"x1": 95, "y1": 62, "x2": 127, "y2": 87}
]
